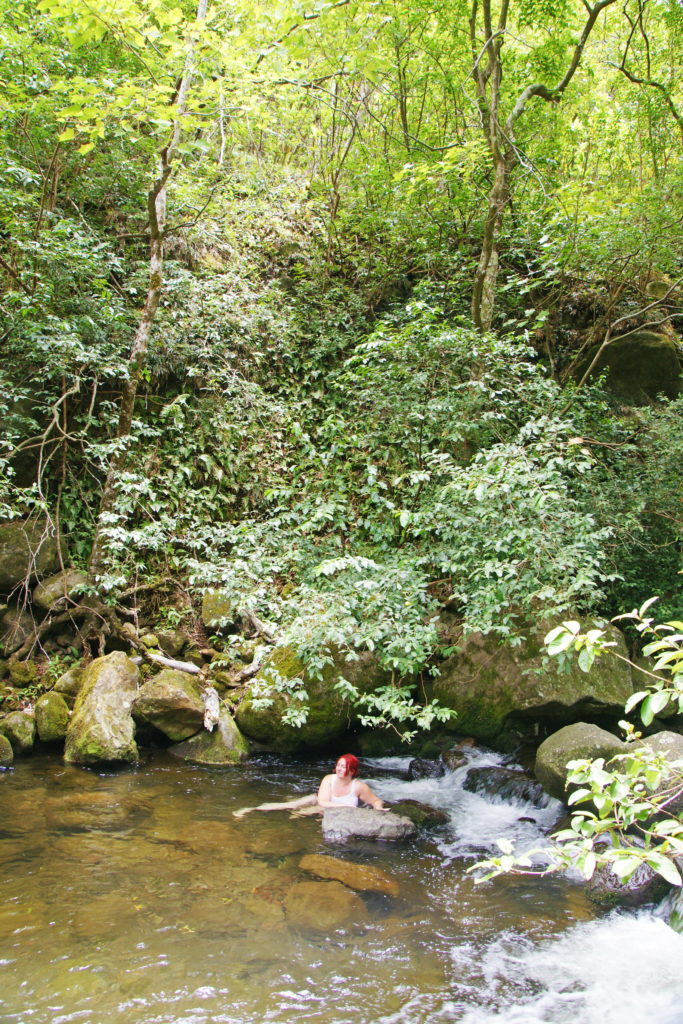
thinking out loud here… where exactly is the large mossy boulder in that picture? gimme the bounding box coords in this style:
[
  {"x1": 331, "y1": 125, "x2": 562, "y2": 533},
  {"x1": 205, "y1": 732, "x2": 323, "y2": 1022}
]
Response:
[
  {"x1": 168, "y1": 709, "x2": 249, "y2": 765},
  {"x1": 534, "y1": 722, "x2": 626, "y2": 802},
  {"x1": 573, "y1": 330, "x2": 681, "y2": 405},
  {"x1": 64, "y1": 651, "x2": 139, "y2": 764},
  {"x1": 33, "y1": 569, "x2": 87, "y2": 612},
  {"x1": 35, "y1": 691, "x2": 70, "y2": 742},
  {"x1": 235, "y1": 644, "x2": 389, "y2": 753},
  {"x1": 0, "y1": 519, "x2": 64, "y2": 594},
  {"x1": 132, "y1": 669, "x2": 204, "y2": 741},
  {"x1": 0, "y1": 709, "x2": 36, "y2": 753},
  {"x1": 428, "y1": 624, "x2": 632, "y2": 743}
]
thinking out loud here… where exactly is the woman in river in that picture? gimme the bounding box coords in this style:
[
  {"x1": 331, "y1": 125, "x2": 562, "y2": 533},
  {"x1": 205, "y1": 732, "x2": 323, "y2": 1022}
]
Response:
[{"x1": 232, "y1": 754, "x2": 386, "y2": 817}]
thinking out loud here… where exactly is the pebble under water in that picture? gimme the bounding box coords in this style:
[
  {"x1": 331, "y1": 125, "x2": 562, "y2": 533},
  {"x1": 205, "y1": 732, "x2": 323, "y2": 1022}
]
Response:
[{"x1": 1, "y1": 750, "x2": 682, "y2": 1024}]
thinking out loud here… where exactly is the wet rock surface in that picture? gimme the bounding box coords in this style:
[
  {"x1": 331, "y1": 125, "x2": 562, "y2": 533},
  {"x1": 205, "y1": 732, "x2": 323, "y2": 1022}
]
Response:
[
  {"x1": 387, "y1": 800, "x2": 449, "y2": 829},
  {"x1": 463, "y1": 766, "x2": 545, "y2": 806},
  {"x1": 283, "y1": 880, "x2": 369, "y2": 930},
  {"x1": 299, "y1": 853, "x2": 400, "y2": 896},
  {"x1": 322, "y1": 806, "x2": 417, "y2": 842},
  {"x1": 408, "y1": 757, "x2": 445, "y2": 780}
]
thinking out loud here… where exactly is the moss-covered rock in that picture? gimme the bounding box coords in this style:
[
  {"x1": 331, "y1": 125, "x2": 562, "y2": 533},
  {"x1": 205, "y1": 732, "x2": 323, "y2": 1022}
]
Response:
[
  {"x1": 235, "y1": 644, "x2": 389, "y2": 753},
  {"x1": 388, "y1": 799, "x2": 449, "y2": 829},
  {"x1": 428, "y1": 623, "x2": 632, "y2": 743},
  {"x1": 0, "y1": 709, "x2": 36, "y2": 753},
  {"x1": 201, "y1": 590, "x2": 235, "y2": 628},
  {"x1": 35, "y1": 691, "x2": 70, "y2": 742},
  {"x1": 0, "y1": 519, "x2": 65, "y2": 593},
  {"x1": 0, "y1": 732, "x2": 13, "y2": 765},
  {"x1": 573, "y1": 330, "x2": 681, "y2": 405},
  {"x1": 9, "y1": 660, "x2": 37, "y2": 686},
  {"x1": 168, "y1": 709, "x2": 249, "y2": 765},
  {"x1": 132, "y1": 669, "x2": 204, "y2": 741},
  {"x1": 64, "y1": 651, "x2": 139, "y2": 764},
  {"x1": 33, "y1": 569, "x2": 87, "y2": 612},
  {"x1": 534, "y1": 722, "x2": 626, "y2": 801},
  {"x1": 53, "y1": 664, "x2": 85, "y2": 701}
]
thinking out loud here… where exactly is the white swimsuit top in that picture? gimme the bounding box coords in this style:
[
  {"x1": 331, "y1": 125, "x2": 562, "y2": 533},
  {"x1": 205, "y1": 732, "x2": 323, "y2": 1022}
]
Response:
[{"x1": 330, "y1": 779, "x2": 359, "y2": 807}]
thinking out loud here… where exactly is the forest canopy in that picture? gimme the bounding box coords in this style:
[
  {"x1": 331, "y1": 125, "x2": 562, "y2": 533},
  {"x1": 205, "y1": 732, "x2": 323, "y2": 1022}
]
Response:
[{"x1": 0, "y1": 0, "x2": 681, "y2": 723}]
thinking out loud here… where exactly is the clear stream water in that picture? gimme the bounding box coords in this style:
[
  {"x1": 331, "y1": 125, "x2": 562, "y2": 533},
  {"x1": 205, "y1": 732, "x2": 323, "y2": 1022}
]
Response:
[{"x1": 1, "y1": 749, "x2": 682, "y2": 1024}]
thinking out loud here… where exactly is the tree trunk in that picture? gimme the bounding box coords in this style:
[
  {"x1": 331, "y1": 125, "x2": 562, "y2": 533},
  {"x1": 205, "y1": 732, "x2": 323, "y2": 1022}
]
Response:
[{"x1": 88, "y1": 0, "x2": 209, "y2": 583}]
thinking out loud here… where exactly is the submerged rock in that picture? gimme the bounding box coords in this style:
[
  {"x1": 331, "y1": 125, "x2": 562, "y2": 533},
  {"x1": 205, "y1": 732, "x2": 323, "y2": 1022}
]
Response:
[
  {"x1": 35, "y1": 691, "x2": 70, "y2": 742},
  {"x1": 64, "y1": 651, "x2": 139, "y2": 764},
  {"x1": 0, "y1": 709, "x2": 36, "y2": 753},
  {"x1": 168, "y1": 709, "x2": 249, "y2": 765},
  {"x1": 132, "y1": 669, "x2": 204, "y2": 741},
  {"x1": 322, "y1": 806, "x2": 417, "y2": 842},
  {"x1": 534, "y1": 722, "x2": 626, "y2": 802},
  {"x1": 429, "y1": 623, "x2": 632, "y2": 743},
  {"x1": 463, "y1": 766, "x2": 545, "y2": 806},
  {"x1": 299, "y1": 853, "x2": 399, "y2": 896},
  {"x1": 283, "y1": 880, "x2": 369, "y2": 930}
]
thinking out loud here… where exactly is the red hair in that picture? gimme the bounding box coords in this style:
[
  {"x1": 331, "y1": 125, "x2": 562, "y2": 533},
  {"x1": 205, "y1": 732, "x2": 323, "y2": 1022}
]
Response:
[{"x1": 337, "y1": 754, "x2": 359, "y2": 778}]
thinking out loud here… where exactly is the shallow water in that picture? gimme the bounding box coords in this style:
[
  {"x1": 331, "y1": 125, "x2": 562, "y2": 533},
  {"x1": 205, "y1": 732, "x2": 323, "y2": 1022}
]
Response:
[{"x1": 1, "y1": 751, "x2": 681, "y2": 1023}]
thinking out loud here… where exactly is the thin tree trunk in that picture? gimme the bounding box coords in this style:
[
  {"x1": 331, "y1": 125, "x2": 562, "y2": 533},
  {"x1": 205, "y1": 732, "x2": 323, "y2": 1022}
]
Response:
[{"x1": 89, "y1": 0, "x2": 209, "y2": 582}]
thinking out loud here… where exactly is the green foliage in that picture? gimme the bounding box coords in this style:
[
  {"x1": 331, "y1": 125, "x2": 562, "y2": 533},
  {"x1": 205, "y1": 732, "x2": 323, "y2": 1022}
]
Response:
[{"x1": 473, "y1": 600, "x2": 683, "y2": 888}]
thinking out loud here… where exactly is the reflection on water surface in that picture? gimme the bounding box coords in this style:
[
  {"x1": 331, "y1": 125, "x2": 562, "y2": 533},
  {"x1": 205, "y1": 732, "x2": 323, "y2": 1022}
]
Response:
[{"x1": 1, "y1": 752, "x2": 680, "y2": 1024}]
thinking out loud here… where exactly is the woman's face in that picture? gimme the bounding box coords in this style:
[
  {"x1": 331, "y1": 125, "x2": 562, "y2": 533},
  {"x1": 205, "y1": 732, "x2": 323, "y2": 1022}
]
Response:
[{"x1": 335, "y1": 757, "x2": 350, "y2": 778}]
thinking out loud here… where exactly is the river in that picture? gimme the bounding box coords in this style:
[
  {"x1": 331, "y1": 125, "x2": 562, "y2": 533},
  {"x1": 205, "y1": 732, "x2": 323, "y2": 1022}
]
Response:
[{"x1": 1, "y1": 750, "x2": 681, "y2": 1023}]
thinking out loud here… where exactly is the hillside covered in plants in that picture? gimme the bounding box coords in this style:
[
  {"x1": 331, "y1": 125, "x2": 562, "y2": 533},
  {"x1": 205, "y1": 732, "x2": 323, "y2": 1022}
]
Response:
[{"x1": 1, "y1": 0, "x2": 682, "y2": 753}]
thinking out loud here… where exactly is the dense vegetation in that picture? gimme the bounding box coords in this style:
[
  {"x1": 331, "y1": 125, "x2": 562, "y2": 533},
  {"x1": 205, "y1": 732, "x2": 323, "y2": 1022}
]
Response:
[{"x1": 1, "y1": 0, "x2": 681, "y2": 723}]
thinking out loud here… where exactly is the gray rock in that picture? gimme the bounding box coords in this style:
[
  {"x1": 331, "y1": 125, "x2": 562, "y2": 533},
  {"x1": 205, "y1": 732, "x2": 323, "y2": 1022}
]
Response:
[
  {"x1": 408, "y1": 757, "x2": 445, "y2": 780},
  {"x1": 429, "y1": 622, "x2": 632, "y2": 742},
  {"x1": 0, "y1": 709, "x2": 36, "y2": 753},
  {"x1": 33, "y1": 570, "x2": 87, "y2": 612},
  {"x1": 132, "y1": 669, "x2": 204, "y2": 741},
  {"x1": 0, "y1": 732, "x2": 14, "y2": 765},
  {"x1": 534, "y1": 722, "x2": 626, "y2": 801},
  {"x1": 464, "y1": 766, "x2": 545, "y2": 806},
  {"x1": 322, "y1": 806, "x2": 417, "y2": 842},
  {"x1": 64, "y1": 651, "x2": 139, "y2": 764},
  {"x1": 35, "y1": 691, "x2": 70, "y2": 742},
  {"x1": 0, "y1": 519, "x2": 64, "y2": 593},
  {"x1": 168, "y1": 709, "x2": 249, "y2": 765},
  {"x1": 0, "y1": 607, "x2": 35, "y2": 655}
]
